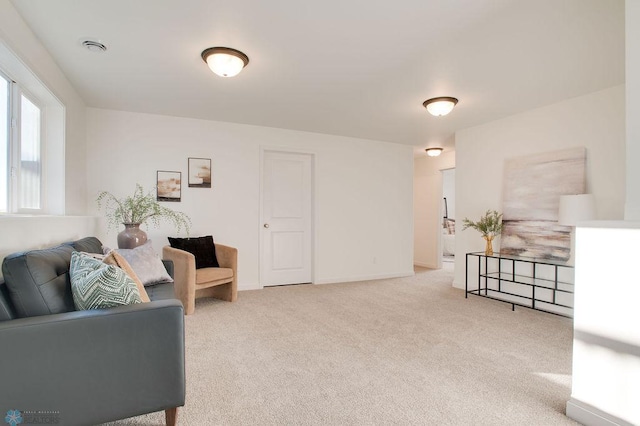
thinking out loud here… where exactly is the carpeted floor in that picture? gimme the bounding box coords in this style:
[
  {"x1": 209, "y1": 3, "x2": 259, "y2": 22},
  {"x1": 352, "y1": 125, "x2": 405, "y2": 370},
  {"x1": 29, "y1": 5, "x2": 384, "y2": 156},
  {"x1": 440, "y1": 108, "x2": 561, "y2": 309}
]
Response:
[{"x1": 107, "y1": 265, "x2": 577, "y2": 425}]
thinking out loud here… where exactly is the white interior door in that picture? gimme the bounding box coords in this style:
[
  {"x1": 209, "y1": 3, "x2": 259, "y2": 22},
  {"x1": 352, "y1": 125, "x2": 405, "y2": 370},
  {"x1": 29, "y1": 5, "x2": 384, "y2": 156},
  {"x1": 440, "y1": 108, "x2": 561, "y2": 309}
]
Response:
[{"x1": 261, "y1": 151, "x2": 313, "y2": 286}]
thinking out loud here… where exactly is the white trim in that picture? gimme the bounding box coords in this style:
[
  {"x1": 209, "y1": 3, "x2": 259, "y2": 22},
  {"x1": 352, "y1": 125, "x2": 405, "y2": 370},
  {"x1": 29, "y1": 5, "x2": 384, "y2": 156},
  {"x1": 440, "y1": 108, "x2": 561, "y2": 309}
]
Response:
[
  {"x1": 414, "y1": 261, "x2": 438, "y2": 269},
  {"x1": 566, "y1": 398, "x2": 632, "y2": 426},
  {"x1": 453, "y1": 279, "x2": 465, "y2": 289},
  {"x1": 237, "y1": 282, "x2": 263, "y2": 291},
  {"x1": 314, "y1": 271, "x2": 415, "y2": 285}
]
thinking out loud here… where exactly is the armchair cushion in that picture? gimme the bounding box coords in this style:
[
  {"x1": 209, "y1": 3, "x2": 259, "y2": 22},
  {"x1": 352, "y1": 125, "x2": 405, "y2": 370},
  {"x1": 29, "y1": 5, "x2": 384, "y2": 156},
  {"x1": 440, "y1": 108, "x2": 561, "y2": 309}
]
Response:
[
  {"x1": 168, "y1": 235, "x2": 219, "y2": 269},
  {"x1": 196, "y1": 267, "x2": 234, "y2": 285}
]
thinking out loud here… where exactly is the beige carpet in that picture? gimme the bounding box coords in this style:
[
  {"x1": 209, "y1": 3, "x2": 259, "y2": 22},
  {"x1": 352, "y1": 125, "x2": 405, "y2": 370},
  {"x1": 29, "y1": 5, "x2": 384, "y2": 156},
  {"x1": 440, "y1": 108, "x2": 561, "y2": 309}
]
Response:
[{"x1": 107, "y1": 265, "x2": 577, "y2": 425}]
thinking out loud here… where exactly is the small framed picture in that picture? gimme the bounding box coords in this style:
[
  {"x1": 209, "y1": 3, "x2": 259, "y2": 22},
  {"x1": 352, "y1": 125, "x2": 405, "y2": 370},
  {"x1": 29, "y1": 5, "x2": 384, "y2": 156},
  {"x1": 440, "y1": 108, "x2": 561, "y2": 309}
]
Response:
[
  {"x1": 157, "y1": 170, "x2": 181, "y2": 202},
  {"x1": 188, "y1": 157, "x2": 212, "y2": 188}
]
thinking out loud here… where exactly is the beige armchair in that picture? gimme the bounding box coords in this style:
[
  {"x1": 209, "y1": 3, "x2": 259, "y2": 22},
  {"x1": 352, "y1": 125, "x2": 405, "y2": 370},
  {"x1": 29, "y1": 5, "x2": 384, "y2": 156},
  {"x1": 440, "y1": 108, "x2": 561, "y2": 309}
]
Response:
[{"x1": 162, "y1": 244, "x2": 237, "y2": 315}]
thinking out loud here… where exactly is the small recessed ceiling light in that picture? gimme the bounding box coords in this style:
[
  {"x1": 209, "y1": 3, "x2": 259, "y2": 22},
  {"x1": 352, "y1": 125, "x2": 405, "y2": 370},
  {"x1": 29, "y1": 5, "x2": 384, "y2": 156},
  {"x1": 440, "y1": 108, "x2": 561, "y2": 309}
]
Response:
[
  {"x1": 425, "y1": 148, "x2": 443, "y2": 157},
  {"x1": 423, "y1": 97, "x2": 458, "y2": 117},
  {"x1": 80, "y1": 39, "x2": 107, "y2": 53}
]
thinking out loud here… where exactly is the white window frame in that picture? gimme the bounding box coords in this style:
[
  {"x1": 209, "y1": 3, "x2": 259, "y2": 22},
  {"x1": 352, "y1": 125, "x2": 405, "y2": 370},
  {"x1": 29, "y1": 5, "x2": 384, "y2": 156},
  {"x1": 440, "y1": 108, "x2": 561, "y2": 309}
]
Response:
[
  {"x1": 0, "y1": 68, "x2": 45, "y2": 214},
  {"x1": 1, "y1": 40, "x2": 65, "y2": 216}
]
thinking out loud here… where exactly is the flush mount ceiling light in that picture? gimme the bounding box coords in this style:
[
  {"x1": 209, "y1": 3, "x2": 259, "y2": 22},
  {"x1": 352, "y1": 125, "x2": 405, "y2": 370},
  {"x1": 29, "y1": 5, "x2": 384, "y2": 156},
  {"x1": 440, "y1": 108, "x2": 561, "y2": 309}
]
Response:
[
  {"x1": 423, "y1": 97, "x2": 458, "y2": 117},
  {"x1": 80, "y1": 39, "x2": 107, "y2": 53},
  {"x1": 201, "y1": 47, "x2": 249, "y2": 77},
  {"x1": 425, "y1": 148, "x2": 443, "y2": 157}
]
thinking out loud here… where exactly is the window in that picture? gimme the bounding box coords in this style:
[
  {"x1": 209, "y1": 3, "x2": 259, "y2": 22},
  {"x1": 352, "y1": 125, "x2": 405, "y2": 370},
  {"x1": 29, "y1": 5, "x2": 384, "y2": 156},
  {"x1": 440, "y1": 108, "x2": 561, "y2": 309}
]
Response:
[
  {"x1": 0, "y1": 70, "x2": 43, "y2": 213},
  {"x1": 0, "y1": 74, "x2": 8, "y2": 212}
]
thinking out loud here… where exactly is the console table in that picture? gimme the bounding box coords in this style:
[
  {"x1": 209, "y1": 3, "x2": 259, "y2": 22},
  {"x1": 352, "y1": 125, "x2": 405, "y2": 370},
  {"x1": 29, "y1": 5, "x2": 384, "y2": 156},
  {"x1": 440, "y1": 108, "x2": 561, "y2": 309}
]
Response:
[{"x1": 465, "y1": 252, "x2": 574, "y2": 317}]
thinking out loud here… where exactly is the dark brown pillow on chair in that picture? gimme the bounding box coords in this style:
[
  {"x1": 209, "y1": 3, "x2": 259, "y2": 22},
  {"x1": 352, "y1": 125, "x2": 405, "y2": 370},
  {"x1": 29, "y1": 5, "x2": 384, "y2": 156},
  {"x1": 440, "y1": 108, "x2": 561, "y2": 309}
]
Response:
[{"x1": 168, "y1": 236, "x2": 220, "y2": 269}]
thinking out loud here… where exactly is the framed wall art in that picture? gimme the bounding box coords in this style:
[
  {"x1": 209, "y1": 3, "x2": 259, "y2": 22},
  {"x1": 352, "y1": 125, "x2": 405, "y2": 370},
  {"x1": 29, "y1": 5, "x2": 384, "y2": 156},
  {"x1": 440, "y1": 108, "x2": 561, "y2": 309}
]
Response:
[
  {"x1": 500, "y1": 147, "x2": 586, "y2": 261},
  {"x1": 157, "y1": 170, "x2": 182, "y2": 202},
  {"x1": 188, "y1": 157, "x2": 212, "y2": 188}
]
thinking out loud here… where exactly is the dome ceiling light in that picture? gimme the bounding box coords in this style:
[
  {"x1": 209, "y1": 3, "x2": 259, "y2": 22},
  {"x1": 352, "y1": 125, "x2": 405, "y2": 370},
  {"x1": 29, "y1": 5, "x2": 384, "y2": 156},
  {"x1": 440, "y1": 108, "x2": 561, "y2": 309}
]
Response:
[
  {"x1": 423, "y1": 97, "x2": 458, "y2": 117},
  {"x1": 425, "y1": 148, "x2": 443, "y2": 157},
  {"x1": 201, "y1": 47, "x2": 249, "y2": 77}
]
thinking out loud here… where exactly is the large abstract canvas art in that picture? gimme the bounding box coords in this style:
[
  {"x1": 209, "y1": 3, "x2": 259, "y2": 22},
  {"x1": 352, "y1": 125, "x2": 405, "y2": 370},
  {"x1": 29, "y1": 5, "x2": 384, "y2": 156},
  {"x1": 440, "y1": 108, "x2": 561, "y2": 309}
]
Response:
[{"x1": 500, "y1": 147, "x2": 586, "y2": 261}]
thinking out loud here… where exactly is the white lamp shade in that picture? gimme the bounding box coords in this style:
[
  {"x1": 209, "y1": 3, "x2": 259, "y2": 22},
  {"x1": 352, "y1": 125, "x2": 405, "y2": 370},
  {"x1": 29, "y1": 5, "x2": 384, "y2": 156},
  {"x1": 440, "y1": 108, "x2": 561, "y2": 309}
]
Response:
[
  {"x1": 426, "y1": 100, "x2": 456, "y2": 116},
  {"x1": 558, "y1": 194, "x2": 596, "y2": 226}
]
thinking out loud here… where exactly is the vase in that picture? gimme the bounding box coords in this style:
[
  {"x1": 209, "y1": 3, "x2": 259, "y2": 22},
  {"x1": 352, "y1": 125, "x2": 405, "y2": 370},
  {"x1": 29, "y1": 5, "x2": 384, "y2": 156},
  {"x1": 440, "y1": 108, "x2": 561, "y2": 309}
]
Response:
[
  {"x1": 117, "y1": 223, "x2": 147, "y2": 249},
  {"x1": 483, "y1": 235, "x2": 494, "y2": 256}
]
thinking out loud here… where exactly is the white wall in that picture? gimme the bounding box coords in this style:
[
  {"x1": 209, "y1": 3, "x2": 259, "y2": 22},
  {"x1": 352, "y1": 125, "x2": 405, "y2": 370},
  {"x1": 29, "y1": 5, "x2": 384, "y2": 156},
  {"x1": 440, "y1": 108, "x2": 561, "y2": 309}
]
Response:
[
  {"x1": 626, "y1": 0, "x2": 640, "y2": 220},
  {"x1": 567, "y1": 222, "x2": 640, "y2": 425},
  {"x1": 414, "y1": 151, "x2": 455, "y2": 268},
  {"x1": 86, "y1": 108, "x2": 415, "y2": 290},
  {"x1": 0, "y1": 216, "x2": 98, "y2": 278},
  {"x1": 454, "y1": 85, "x2": 625, "y2": 288},
  {"x1": 567, "y1": 4, "x2": 640, "y2": 425}
]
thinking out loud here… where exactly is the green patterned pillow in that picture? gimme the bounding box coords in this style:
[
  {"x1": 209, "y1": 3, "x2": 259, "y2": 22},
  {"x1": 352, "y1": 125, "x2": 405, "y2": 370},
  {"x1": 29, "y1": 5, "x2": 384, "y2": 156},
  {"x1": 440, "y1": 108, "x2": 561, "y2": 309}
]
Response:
[{"x1": 70, "y1": 252, "x2": 142, "y2": 310}]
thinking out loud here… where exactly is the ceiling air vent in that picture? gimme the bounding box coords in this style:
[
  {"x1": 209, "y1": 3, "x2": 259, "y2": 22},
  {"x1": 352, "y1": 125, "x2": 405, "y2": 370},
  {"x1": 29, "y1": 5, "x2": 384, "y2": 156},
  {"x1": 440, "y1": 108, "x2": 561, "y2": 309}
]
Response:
[{"x1": 80, "y1": 39, "x2": 107, "y2": 53}]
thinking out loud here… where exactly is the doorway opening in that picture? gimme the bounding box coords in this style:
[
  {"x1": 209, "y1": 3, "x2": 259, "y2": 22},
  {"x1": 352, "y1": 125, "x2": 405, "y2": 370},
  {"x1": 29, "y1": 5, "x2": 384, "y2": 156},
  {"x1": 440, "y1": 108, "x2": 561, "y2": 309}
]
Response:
[{"x1": 441, "y1": 168, "x2": 456, "y2": 264}]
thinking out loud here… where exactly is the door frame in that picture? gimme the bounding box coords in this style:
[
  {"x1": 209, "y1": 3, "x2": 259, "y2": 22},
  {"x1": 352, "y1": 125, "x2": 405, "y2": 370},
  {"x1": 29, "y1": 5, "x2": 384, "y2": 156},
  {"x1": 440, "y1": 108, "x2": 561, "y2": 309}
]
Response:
[{"x1": 259, "y1": 147, "x2": 317, "y2": 288}]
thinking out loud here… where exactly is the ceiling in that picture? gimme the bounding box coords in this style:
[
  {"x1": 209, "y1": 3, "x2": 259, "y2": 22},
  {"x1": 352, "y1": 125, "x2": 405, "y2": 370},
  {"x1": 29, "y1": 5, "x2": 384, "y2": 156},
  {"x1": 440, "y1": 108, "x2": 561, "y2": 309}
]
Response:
[{"x1": 10, "y1": 0, "x2": 624, "y2": 153}]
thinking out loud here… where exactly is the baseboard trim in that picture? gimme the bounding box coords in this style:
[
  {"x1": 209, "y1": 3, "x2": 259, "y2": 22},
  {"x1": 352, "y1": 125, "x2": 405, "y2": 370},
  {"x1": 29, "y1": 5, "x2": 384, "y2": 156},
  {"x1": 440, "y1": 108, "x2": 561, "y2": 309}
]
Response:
[
  {"x1": 238, "y1": 283, "x2": 263, "y2": 291},
  {"x1": 453, "y1": 279, "x2": 465, "y2": 290},
  {"x1": 314, "y1": 271, "x2": 415, "y2": 285},
  {"x1": 413, "y1": 261, "x2": 438, "y2": 269},
  {"x1": 566, "y1": 398, "x2": 633, "y2": 426}
]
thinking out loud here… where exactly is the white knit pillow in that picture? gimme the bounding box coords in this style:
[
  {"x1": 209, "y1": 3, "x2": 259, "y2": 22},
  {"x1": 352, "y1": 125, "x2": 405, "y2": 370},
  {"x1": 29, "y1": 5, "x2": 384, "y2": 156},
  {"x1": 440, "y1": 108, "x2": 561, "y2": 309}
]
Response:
[{"x1": 114, "y1": 240, "x2": 173, "y2": 286}]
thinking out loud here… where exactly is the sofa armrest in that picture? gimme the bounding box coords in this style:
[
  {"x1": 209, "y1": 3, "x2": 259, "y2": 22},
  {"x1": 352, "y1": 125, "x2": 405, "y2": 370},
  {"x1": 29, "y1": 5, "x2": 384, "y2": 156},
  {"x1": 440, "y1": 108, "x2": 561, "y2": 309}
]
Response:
[
  {"x1": 215, "y1": 244, "x2": 237, "y2": 272},
  {"x1": 162, "y1": 259, "x2": 174, "y2": 279},
  {"x1": 0, "y1": 300, "x2": 185, "y2": 426}
]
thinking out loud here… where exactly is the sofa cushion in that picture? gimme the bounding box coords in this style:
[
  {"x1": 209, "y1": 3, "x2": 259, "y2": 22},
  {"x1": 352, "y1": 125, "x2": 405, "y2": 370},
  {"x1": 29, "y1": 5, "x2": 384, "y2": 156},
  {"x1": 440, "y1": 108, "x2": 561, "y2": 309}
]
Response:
[
  {"x1": 196, "y1": 267, "x2": 234, "y2": 285},
  {"x1": 68, "y1": 236, "x2": 103, "y2": 254},
  {"x1": 0, "y1": 281, "x2": 16, "y2": 321},
  {"x1": 70, "y1": 252, "x2": 142, "y2": 310},
  {"x1": 145, "y1": 282, "x2": 177, "y2": 301},
  {"x1": 2, "y1": 244, "x2": 77, "y2": 318},
  {"x1": 168, "y1": 236, "x2": 219, "y2": 269}
]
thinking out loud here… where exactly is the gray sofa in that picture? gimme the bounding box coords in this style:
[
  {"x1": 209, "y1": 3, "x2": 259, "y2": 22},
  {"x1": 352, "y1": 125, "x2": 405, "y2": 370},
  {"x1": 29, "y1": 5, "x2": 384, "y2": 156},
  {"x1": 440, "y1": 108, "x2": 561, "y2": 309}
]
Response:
[{"x1": 0, "y1": 237, "x2": 185, "y2": 426}]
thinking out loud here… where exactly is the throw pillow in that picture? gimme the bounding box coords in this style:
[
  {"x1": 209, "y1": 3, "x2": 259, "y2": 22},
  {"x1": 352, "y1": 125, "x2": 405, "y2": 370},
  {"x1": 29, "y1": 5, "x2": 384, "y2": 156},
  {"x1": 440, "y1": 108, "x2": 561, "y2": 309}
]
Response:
[
  {"x1": 168, "y1": 235, "x2": 219, "y2": 269},
  {"x1": 70, "y1": 252, "x2": 142, "y2": 311},
  {"x1": 114, "y1": 240, "x2": 173, "y2": 286},
  {"x1": 103, "y1": 251, "x2": 150, "y2": 302},
  {"x1": 81, "y1": 251, "x2": 106, "y2": 261}
]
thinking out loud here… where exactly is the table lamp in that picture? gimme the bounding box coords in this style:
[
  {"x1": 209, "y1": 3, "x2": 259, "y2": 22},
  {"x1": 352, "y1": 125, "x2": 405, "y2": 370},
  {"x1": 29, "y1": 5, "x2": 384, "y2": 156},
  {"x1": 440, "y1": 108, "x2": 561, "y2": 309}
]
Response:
[{"x1": 558, "y1": 194, "x2": 596, "y2": 265}]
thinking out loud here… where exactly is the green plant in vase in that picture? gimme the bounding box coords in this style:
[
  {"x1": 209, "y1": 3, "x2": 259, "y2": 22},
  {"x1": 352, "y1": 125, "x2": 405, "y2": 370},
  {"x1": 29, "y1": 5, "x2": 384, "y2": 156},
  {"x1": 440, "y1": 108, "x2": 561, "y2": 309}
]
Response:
[
  {"x1": 97, "y1": 184, "x2": 191, "y2": 249},
  {"x1": 462, "y1": 210, "x2": 504, "y2": 256}
]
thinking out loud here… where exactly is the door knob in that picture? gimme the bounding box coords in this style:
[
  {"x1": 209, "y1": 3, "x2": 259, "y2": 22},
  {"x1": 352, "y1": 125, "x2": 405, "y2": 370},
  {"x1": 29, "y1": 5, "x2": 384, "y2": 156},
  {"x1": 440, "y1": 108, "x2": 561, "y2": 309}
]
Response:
[{"x1": 264, "y1": 223, "x2": 270, "y2": 228}]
